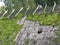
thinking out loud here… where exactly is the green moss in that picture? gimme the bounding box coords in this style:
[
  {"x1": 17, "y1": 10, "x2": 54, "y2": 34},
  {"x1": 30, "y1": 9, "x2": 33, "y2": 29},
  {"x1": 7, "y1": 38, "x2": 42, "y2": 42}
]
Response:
[
  {"x1": 27, "y1": 13, "x2": 59, "y2": 25},
  {"x1": 0, "y1": 13, "x2": 23, "y2": 45}
]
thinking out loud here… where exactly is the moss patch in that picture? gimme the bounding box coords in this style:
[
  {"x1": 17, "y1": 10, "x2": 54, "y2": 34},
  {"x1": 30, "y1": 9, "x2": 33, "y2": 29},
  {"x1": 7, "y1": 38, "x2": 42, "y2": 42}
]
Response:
[{"x1": 0, "y1": 13, "x2": 23, "y2": 45}]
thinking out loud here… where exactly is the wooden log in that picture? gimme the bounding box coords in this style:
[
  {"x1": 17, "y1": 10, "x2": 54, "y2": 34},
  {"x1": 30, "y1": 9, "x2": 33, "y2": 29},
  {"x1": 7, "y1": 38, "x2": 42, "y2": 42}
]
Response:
[
  {"x1": 44, "y1": 3, "x2": 47, "y2": 13},
  {"x1": 0, "y1": 10, "x2": 8, "y2": 19},
  {"x1": 32, "y1": 5, "x2": 42, "y2": 15},
  {"x1": 7, "y1": 9, "x2": 15, "y2": 18},
  {"x1": 52, "y1": 1, "x2": 56, "y2": 12},
  {"x1": 15, "y1": 7, "x2": 23, "y2": 17},
  {"x1": 24, "y1": 6, "x2": 30, "y2": 16}
]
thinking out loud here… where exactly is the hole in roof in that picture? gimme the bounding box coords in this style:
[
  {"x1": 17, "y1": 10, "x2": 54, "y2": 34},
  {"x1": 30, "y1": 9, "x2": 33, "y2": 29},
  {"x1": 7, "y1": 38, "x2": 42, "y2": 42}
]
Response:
[{"x1": 38, "y1": 29, "x2": 42, "y2": 34}]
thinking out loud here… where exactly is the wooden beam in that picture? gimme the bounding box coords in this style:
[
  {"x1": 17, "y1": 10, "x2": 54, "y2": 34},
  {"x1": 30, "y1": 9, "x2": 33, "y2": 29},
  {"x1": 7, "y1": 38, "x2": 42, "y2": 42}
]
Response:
[
  {"x1": 33, "y1": 5, "x2": 42, "y2": 15},
  {"x1": 0, "y1": 10, "x2": 8, "y2": 19},
  {"x1": 7, "y1": 9, "x2": 15, "y2": 18},
  {"x1": 15, "y1": 7, "x2": 23, "y2": 17}
]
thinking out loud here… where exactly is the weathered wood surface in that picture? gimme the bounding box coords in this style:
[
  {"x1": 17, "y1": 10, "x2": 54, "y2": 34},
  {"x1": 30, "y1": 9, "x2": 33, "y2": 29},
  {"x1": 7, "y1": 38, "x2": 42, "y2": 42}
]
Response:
[{"x1": 15, "y1": 16, "x2": 59, "y2": 45}]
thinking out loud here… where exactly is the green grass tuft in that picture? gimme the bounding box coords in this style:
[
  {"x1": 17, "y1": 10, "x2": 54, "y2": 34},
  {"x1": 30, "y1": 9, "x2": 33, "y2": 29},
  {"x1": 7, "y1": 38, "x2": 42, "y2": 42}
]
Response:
[{"x1": 0, "y1": 13, "x2": 23, "y2": 45}]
